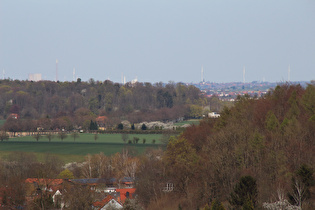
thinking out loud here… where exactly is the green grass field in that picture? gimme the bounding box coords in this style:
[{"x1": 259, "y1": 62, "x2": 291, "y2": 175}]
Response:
[
  {"x1": 174, "y1": 119, "x2": 200, "y2": 126},
  {"x1": 0, "y1": 142, "x2": 162, "y2": 156},
  {"x1": 8, "y1": 133, "x2": 163, "y2": 144},
  {"x1": 0, "y1": 133, "x2": 165, "y2": 163}
]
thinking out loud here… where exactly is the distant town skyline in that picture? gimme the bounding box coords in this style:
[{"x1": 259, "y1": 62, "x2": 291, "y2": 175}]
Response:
[
  {"x1": 1, "y1": 0, "x2": 314, "y2": 83},
  {"x1": 2, "y1": 65, "x2": 312, "y2": 84}
]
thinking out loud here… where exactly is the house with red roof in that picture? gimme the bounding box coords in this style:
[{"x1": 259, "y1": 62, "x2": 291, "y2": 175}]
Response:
[
  {"x1": 92, "y1": 188, "x2": 136, "y2": 210},
  {"x1": 7, "y1": 113, "x2": 19, "y2": 120},
  {"x1": 25, "y1": 178, "x2": 64, "y2": 193},
  {"x1": 116, "y1": 188, "x2": 136, "y2": 203},
  {"x1": 96, "y1": 116, "x2": 108, "y2": 130},
  {"x1": 93, "y1": 194, "x2": 123, "y2": 210},
  {"x1": 25, "y1": 178, "x2": 64, "y2": 208},
  {"x1": 23, "y1": 178, "x2": 137, "y2": 209}
]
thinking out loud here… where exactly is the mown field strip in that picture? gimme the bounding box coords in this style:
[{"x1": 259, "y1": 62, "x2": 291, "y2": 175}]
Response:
[
  {"x1": 0, "y1": 141, "x2": 163, "y2": 155},
  {"x1": 7, "y1": 133, "x2": 164, "y2": 144}
]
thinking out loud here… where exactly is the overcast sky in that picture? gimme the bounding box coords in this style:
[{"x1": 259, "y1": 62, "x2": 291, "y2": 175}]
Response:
[{"x1": 0, "y1": 0, "x2": 315, "y2": 83}]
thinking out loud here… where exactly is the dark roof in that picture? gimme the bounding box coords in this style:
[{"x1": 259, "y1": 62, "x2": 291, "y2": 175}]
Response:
[
  {"x1": 121, "y1": 177, "x2": 134, "y2": 183},
  {"x1": 70, "y1": 178, "x2": 108, "y2": 185}
]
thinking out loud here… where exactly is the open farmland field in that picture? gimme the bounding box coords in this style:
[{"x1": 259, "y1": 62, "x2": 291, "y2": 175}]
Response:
[
  {"x1": 0, "y1": 133, "x2": 165, "y2": 162},
  {"x1": 8, "y1": 133, "x2": 163, "y2": 144},
  {"x1": 0, "y1": 142, "x2": 162, "y2": 156}
]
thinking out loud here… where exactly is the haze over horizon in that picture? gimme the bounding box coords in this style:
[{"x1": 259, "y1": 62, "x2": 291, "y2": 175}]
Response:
[{"x1": 0, "y1": 0, "x2": 314, "y2": 83}]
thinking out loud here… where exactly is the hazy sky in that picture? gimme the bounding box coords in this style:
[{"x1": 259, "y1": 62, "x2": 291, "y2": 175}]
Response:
[{"x1": 1, "y1": 0, "x2": 315, "y2": 83}]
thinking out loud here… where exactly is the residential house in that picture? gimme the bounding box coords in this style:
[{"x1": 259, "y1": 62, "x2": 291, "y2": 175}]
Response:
[
  {"x1": 23, "y1": 178, "x2": 136, "y2": 209},
  {"x1": 52, "y1": 190, "x2": 64, "y2": 209},
  {"x1": 115, "y1": 188, "x2": 136, "y2": 203},
  {"x1": 93, "y1": 195, "x2": 123, "y2": 210},
  {"x1": 96, "y1": 116, "x2": 108, "y2": 130},
  {"x1": 7, "y1": 113, "x2": 19, "y2": 119},
  {"x1": 25, "y1": 178, "x2": 65, "y2": 208}
]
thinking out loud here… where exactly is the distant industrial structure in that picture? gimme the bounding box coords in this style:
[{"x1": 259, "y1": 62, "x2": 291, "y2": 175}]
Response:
[
  {"x1": 28, "y1": 73, "x2": 42, "y2": 82},
  {"x1": 73, "y1": 67, "x2": 76, "y2": 81},
  {"x1": 243, "y1": 66, "x2": 246, "y2": 84},
  {"x1": 121, "y1": 73, "x2": 126, "y2": 85},
  {"x1": 56, "y1": 59, "x2": 58, "y2": 82},
  {"x1": 120, "y1": 73, "x2": 138, "y2": 85},
  {"x1": 131, "y1": 76, "x2": 138, "y2": 85},
  {"x1": 201, "y1": 66, "x2": 205, "y2": 83}
]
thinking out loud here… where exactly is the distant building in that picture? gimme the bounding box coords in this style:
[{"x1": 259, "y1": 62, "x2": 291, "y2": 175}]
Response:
[
  {"x1": 131, "y1": 77, "x2": 138, "y2": 85},
  {"x1": 7, "y1": 113, "x2": 19, "y2": 120},
  {"x1": 28, "y1": 73, "x2": 42, "y2": 82},
  {"x1": 96, "y1": 116, "x2": 108, "y2": 130},
  {"x1": 208, "y1": 112, "x2": 220, "y2": 118},
  {"x1": 93, "y1": 195, "x2": 123, "y2": 210}
]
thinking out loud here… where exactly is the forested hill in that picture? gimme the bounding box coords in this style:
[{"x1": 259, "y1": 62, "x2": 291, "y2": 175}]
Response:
[
  {"x1": 0, "y1": 79, "x2": 206, "y2": 124},
  {"x1": 136, "y1": 84, "x2": 315, "y2": 209}
]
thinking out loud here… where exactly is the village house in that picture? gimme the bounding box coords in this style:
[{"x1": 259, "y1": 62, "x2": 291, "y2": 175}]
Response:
[
  {"x1": 95, "y1": 116, "x2": 108, "y2": 130},
  {"x1": 93, "y1": 194, "x2": 123, "y2": 210},
  {"x1": 24, "y1": 177, "x2": 136, "y2": 209}
]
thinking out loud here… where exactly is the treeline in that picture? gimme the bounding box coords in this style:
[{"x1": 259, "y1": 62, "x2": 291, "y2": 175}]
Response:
[
  {"x1": 0, "y1": 79, "x2": 209, "y2": 127},
  {"x1": 135, "y1": 84, "x2": 315, "y2": 209}
]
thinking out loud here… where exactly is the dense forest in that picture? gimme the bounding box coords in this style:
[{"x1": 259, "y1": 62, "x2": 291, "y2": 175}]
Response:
[
  {"x1": 135, "y1": 84, "x2": 315, "y2": 209},
  {"x1": 0, "y1": 79, "x2": 212, "y2": 131}
]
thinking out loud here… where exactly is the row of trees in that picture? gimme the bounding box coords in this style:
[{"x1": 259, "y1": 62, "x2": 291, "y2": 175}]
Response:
[
  {"x1": 134, "y1": 84, "x2": 315, "y2": 209},
  {"x1": 0, "y1": 79, "x2": 207, "y2": 123},
  {"x1": 0, "y1": 149, "x2": 144, "y2": 181}
]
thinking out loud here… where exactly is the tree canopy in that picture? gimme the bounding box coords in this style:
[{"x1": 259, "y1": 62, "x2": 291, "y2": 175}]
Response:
[{"x1": 136, "y1": 84, "x2": 315, "y2": 209}]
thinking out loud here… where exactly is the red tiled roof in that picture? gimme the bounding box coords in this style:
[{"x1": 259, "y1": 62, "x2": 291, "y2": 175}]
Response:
[
  {"x1": 25, "y1": 178, "x2": 63, "y2": 186},
  {"x1": 8, "y1": 113, "x2": 19, "y2": 119},
  {"x1": 93, "y1": 195, "x2": 121, "y2": 210},
  {"x1": 93, "y1": 195, "x2": 113, "y2": 207},
  {"x1": 116, "y1": 188, "x2": 136, "y2": 203},
  {"x1": 123, "y1": 182, "x2": 133, "y2": 185},
  {"x1": 96, "y1": 116, "x2": 108, "y2": 121}
]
